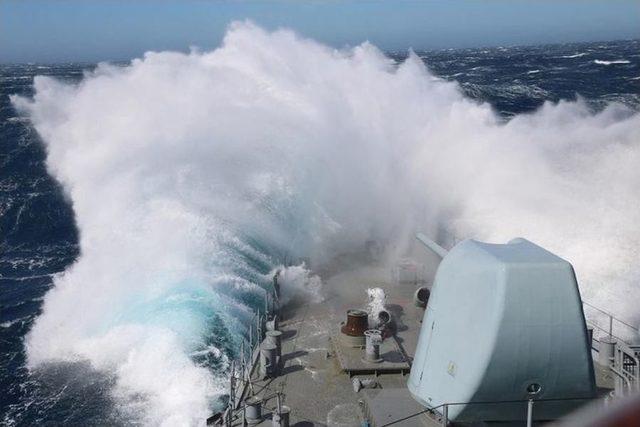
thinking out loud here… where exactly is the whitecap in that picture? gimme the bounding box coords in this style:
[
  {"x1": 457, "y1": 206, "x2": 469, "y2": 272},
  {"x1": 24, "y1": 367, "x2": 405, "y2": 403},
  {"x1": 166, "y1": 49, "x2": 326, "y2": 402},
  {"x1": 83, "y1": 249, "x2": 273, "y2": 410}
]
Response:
[
  {"x1": 594, "y1": 59, "x2": 631, "y2": 65},
  {"x1": 560, "y1": 53, "x2": 587, "y2": 59},
  {"x1": 1, "y1": 318, "x2": 24, "y2": 328}
]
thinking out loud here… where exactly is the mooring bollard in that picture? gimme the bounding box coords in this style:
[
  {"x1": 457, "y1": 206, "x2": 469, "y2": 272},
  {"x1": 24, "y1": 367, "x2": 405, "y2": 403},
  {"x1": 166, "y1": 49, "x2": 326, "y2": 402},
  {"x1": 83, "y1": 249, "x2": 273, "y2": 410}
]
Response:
[
  {"x1": 599, "y1": 337, "x2": 617, "y2": 367},
  {"x1": 364, "y1": 329, "x2": 383, "y2": 363},
  {"x1": 245, "y1": 396, "x2": 263, "y2": 425},
  {"x1": 266, "y1": 329, "x2": 283, "y2": 360},
  {"x1": 260, "y1": 341, "x2": 278, "y2": 378}
]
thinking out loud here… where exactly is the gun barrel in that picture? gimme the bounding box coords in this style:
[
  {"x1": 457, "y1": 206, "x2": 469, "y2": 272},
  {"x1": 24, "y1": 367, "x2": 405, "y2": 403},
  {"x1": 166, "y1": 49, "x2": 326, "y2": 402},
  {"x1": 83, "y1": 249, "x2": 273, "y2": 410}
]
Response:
[{"x1": 415, "y1": 233, "x2": 449, "y2": 259}]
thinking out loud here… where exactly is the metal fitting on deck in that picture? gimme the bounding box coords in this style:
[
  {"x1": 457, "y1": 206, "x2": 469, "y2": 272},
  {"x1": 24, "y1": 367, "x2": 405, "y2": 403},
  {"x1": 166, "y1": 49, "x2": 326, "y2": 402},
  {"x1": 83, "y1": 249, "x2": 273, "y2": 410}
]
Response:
[
  {"x1": 272, "y1": 393, "x2": 290, "y2": 427},
  {"x1": 352, "y1": 377, "x2": 379, "y2": 392},
  {"x1": 272, "y1": 406, "x2": 290, "y2": 427},
  {"x1": 364, "y1": 329, "x2": 383, "y2": 363},
  {"x1": 266, "y1": 315, "x2": 279, "y2": 332},
  {"x1": 260, "y1": 342, "x2": 278, "y2": 378},
  {"x1": 376, "y1": 310, "x2": 391, "y2": 326},
  {"x1": 414, "y1": 286, "x2": 430, "y2": 308},
  {"x1": 342, "y1": 309, "x2": 369, "y2": 336},
  {"x1": 266, "y1": 329, "x2": 283, "y2": 362},
  {"x1": 598, "y1": 337, "x2": 617, "y2": 367},
  {"x1": 340, "y1": 309, "x2": 369, "y2": 347},
  {"x1": 244, "y1": 396, "x2": 263, "y2": 425}
]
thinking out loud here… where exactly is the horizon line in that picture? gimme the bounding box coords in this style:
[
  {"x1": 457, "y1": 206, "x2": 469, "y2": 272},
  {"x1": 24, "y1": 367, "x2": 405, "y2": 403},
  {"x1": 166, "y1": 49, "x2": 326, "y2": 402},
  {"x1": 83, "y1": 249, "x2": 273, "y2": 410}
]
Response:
[{"x1": 1, "y1": 37, "x2": 638, "y2": 66}]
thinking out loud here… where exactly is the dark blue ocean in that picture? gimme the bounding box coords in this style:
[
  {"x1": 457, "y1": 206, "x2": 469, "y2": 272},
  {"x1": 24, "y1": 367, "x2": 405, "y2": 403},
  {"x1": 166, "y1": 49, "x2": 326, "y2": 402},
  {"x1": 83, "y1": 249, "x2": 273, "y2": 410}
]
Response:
[{"x1": 1, "y1": 39, "x2": 639, "y2": 425}]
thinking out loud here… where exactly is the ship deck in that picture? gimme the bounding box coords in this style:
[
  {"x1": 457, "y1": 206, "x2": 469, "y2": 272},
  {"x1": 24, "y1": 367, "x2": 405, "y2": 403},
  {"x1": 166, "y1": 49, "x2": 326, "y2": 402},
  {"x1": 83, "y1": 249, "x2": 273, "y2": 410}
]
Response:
[
  {"x1": 225, "y1": 246, "x2": 617, "y2": 427},
  {"x1": 235, "y1": 250, "x2": 442, "y2": 427}
]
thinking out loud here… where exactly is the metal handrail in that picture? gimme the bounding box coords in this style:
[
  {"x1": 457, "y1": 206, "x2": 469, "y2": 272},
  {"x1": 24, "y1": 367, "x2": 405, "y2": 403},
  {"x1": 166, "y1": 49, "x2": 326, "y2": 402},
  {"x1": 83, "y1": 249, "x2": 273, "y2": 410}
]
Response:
[
  {"x1": 224, "y1": 270, "x2": 280, "y2": 418},
  {"x1": 588, "y1": 323, "x2": 629, "y2": 345},
  {"x1": 583, "y1": 300, "x2": 639, "y2": 348},
  {"x1": 613, "y1": 342, "x2": 640, "y2": 395},
  {"x1": 610, "y1": 365, "x2": 633, "y2": 392},
  {"x1": 582, "y1": 300, "x2": 639, "y2": 333},
  {"x1": 582, "y1": 300, "x2": 639, "y2": 339},
  {"x1": 380, "y1": 396, "x2": 599, "y2": 427}
]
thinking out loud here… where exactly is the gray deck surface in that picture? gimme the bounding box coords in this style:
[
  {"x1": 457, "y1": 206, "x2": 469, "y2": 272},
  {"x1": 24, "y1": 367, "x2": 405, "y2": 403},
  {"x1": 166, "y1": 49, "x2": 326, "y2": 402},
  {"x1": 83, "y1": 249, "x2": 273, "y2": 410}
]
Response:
[
  {"x1": 361, "y1": 389, "x2": 435, "y2": 427},
  {"x1": 231, "y1": 252, "x2": 440, "y2": 427},
  {"x1": 226, "y1": 248, "x2": 614, "y2": 427},
  {"x1": 331, "y1": 334, "x2": 410, "y2": 375}
]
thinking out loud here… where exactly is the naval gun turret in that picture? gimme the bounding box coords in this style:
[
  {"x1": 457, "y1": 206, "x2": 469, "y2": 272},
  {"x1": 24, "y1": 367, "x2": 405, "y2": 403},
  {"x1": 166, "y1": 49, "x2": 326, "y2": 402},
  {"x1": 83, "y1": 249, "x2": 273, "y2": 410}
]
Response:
[{"x1": 408, "y1": 236, "x2": 596, "y2": 422}]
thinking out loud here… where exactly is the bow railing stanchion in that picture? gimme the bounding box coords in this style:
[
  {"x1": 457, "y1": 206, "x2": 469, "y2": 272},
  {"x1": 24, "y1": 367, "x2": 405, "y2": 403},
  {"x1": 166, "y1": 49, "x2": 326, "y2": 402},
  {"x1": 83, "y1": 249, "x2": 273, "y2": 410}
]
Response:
[
  {"x1": 265, "y1": 292, "x2": 269, "y2": 317},
  {"x1": 240, "y1": 340, "x2": 245, "y2": 373},
  {"x1": 244, "y1": 338, "x2": 255, "y2": 396},
  {"x1": 225, "y1": 406, "x2": 231, "y2": 427},
  {"x1": 256, "y1": 310, "x2": 262, "y2": 344},
  {"x1": 609, "y1": 315, "x2": 614, "y2": 339},
  {"x1": 229, "y1": 360, "x2": 235, "y2": 412},
  {"x1": 218, "y1": 278, "x2": 283, "y2": 424},
  {"x1": 273, "y1": 269, "x2": 281, "y2": 302}
]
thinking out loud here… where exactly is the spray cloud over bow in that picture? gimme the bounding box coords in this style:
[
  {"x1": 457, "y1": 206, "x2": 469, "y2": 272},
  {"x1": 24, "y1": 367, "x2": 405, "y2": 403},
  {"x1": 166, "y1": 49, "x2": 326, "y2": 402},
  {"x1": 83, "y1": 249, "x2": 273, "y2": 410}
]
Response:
[{"x1": 13, "y1": 21, "x2": 640, "y2": 425}]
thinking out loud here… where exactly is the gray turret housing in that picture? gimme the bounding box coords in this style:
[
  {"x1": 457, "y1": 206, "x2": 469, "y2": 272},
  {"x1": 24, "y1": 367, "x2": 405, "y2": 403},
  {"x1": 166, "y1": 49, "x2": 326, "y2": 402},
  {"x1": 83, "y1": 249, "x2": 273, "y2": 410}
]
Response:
[{"x1": 408, "y1": 238, "x2": 596, "y2": 422}]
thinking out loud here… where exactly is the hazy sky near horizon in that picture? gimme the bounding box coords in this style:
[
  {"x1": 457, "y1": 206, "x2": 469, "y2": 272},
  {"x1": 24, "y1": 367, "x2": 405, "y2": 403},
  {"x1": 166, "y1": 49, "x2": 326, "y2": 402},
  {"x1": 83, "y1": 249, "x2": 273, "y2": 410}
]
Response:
[{"x1": 1, "y1": 0, "x2": 639, "y2": 63}]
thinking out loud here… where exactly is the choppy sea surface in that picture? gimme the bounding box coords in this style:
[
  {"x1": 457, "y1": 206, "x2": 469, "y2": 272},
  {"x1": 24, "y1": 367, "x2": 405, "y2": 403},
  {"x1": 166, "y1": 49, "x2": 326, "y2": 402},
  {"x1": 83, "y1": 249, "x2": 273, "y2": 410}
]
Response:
[{"x1": 1, "y1": 39, "x2": 639, "y2": 425}]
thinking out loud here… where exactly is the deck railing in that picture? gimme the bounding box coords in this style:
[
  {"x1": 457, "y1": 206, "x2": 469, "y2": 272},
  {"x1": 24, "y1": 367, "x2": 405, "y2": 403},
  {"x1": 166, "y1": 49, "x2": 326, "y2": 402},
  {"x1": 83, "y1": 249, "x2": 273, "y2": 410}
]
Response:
[
  {"x1": 224, "y1": 272, "x2": 280, "y2": 420},
  {"x1": 216, "y1": 256, "x2": 640, "y2": 426},
  {"x1": 582, "y1": 300, "x2": 639, "y2": 344},
  {"x1": 380, "y1": 396, "x2": 600, "y2": 427},
  {"x1": 611, "y1": 341, "x2": 640, "y2": 395}
]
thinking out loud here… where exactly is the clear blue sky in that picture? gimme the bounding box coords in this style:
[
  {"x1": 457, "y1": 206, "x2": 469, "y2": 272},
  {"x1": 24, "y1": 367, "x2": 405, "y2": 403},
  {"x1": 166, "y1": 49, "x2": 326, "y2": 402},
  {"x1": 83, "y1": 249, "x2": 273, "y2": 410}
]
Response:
[{"x1": 1, "y1": 0, "x2": 639, "y2": 63}]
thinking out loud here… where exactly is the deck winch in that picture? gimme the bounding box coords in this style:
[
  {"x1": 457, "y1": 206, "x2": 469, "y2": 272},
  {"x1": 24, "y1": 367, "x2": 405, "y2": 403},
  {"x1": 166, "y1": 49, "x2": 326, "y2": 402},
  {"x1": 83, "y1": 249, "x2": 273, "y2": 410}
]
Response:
[{"x1": 340, "y1": 309, "x2": 369, "y2": 346}]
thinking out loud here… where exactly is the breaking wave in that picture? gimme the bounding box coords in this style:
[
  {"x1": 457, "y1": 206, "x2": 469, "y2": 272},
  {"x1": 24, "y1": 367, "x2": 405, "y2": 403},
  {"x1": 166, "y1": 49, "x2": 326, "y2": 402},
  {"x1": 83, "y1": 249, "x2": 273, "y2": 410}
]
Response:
[{"x1": 12, "y1": 22, "x2": 640, "y2": 425}]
